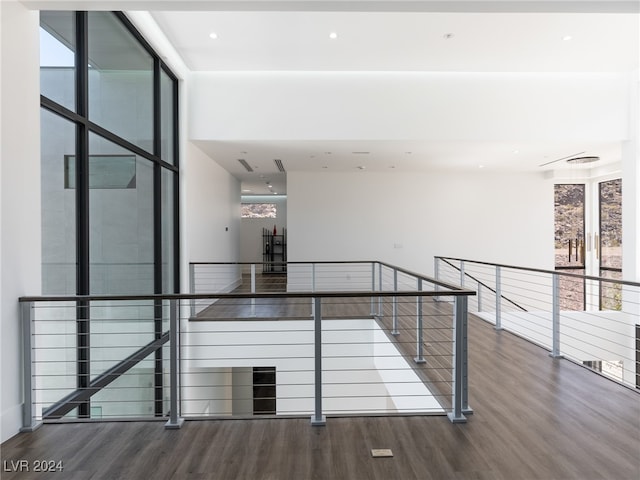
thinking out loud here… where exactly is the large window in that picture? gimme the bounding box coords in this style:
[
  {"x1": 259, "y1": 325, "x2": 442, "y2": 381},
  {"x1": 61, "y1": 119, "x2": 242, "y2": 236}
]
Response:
[
  {"x1": 40, "y1": 10, "x2": 179, "y2": 296},
  {"x1": 40, "y1": 11, "x2": 179, "y2": 418}
]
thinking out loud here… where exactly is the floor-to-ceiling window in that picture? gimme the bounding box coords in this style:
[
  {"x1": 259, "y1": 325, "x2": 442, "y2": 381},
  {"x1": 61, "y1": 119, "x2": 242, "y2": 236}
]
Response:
[{"x1": 40, "y1": 11, "x2": 179, "y2": 418}]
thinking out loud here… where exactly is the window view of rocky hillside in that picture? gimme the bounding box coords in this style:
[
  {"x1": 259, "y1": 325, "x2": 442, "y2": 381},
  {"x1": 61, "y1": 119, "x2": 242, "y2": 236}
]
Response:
[
  {"x1": 554, "y1": 180, "x2": 622, "y2": 311},
  {"x1": 241, "y1": 203, "x2": 277, "y2": 218}
]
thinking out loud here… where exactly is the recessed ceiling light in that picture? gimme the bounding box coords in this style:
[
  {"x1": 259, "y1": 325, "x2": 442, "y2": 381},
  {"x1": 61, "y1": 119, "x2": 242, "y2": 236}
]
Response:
[
  {"x1": 478, "y1": 165, "x2": 485, "y2": 169},
  {"x1": 389, "y1": 166, "x2": 396, "y2": 169},
  {"x1": 322, "y1": 166, "x2": 328, "y2": 169},
  {"x1": 562, "y1": 35, "x2": 573, "y2": 41},
  {"x1": 242, "y1": 189, "x2": 252, "y2": 192},
  {"x1": 513, "y1": 149, "x2": 520, "y2": 154},
  {"x1": 209, "y1": 32, "x2": 218, "y2": 40},
  {"x1": 329, "y1": 32, "x2": 338, "y2": 39},
  {"x1": 443, "y1": 33, "x2": 454, "y2": 40},
  {"x1": 357, "y1": 166, "x2": 366, "y2": 170}
]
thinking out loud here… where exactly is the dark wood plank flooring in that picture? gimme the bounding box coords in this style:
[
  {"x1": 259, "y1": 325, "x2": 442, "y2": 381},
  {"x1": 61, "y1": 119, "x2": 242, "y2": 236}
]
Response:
[{"x1": 2, "y1": 313, "x2": 639, "y2": 480}]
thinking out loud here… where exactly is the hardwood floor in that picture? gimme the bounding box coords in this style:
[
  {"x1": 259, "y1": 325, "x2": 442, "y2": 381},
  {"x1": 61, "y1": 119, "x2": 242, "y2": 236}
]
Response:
[{"x1": 3, "y1": 313, "x2": 639, "y2": 479}]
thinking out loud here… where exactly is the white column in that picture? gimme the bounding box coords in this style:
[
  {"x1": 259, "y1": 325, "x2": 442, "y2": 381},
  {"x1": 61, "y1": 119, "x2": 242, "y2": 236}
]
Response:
[{"x1": 0, "y1": 0, "x2": 41, "y2": 442}]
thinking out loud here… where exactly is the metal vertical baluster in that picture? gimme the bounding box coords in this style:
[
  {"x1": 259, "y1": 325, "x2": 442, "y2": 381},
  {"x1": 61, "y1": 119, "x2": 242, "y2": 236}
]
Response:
[
  {"x1": 495, "y1": 266, "x2": 503, "y2": 330},
  {"x1": 165, "y1": 299, "x2": 184, "y2": 429},
  {"x1": 189, "y1": 263, "x2": 196, "y2": 318},
  {"x1": 250, "y1": 263, "x2": 256, "y2": 317},
  {"x1": 371, "y1": 262, "x2": 376, "y2": 315},
  {"x1": 415, "y1": 278, "x2": 425, "y2": 364},
  {"x1": 460, "y1": 260, "x2": 465, "y2": 287},
  {"x1": 20, "y1": 301, "x2": 40, "y2": 432},
  {"x1": 434, "y1": 258, "x2": 440, "y2": 302},
  {"x1": 311, "y1": 297, "x2": 326, "y2": 426},
  {"x1": 311, "y1": 263, "x2": 316, "y2": 317},
  {"x1": 550, "y1": 273, "x2": 563, "y2": 358},
  {"x1": 392, "y1": 268, "x2": 399, "y2": 336},
  {"x1": 448, "y1": 296, "x2": 468, "y2": 423},
  {"x1": 378, "y1": 262, "x2": 383, "y2": 317}
]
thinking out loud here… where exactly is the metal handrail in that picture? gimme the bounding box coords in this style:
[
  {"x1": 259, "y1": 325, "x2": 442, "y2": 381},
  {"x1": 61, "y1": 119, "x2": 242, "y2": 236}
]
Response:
[
  {"x1": 435, "y1": 256, "x2": 640, "y2": 287},
  {"x1": 19, "y1": 289, "x2": 475, "y2": 303},
  {"x1": 439, "y1": 258, "x2": 527, "y2": 312}
]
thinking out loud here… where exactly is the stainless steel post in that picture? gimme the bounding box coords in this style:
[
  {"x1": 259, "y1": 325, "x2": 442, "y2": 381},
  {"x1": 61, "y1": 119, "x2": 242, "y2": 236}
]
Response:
[
  {"x1": 448, "y1": 296, "x2": 468, "y2": 423},
  {"x1": 415, "y1": 278, "x2": 425, "y2": 364},
  {"x1": 250, "y1": 263, "x2": 256, "y2": 317},
  {"x1": 550, "y1": 273, "x2": 563, "y2": 358},
  {"x1": 311, "y1": 297, "x2": 326, "y2": 426},
  {"x1": 189, "y1": 263, "x2": 196, "y2": 318},
  {"x1": 495, "y1": 266, "x2": 503, "y2": 330},
  {"x1": 20, "y1": 301, "x2": 40, "y2": 432},
  {"x1": 392, "y1": 268, "x2": 399, "y2": 336},
  {"x1": 165, "y1": 299, "x2": 184, "y2": 429}
]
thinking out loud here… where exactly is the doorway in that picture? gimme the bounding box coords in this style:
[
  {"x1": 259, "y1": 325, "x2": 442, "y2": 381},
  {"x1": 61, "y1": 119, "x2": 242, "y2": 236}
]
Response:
[{"x1": 553, "y1": 178, "x2": 622, "y2": 311}]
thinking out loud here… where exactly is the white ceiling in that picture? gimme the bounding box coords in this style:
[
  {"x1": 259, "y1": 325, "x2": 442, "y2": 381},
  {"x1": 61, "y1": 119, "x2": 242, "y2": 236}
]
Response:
[{"x1": 146, "y1": 3, "x2": 639, "y2": 194}]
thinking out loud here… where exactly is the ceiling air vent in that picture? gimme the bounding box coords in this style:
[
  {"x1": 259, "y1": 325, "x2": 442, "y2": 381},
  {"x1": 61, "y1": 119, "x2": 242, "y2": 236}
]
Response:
[
  {"x1": 566, "y1": 156, "x2": 599, "y2": 165},
  {"x1": 274, "y1": 159, "x2": 286, "y2": 172},
  {"x1": 238, "y1": 159, "x2": 253, "y2": 172}
]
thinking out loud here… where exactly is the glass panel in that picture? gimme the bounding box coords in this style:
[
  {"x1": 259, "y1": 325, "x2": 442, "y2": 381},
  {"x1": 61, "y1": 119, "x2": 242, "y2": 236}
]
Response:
[
  {"x1": 89, "y1": 133, "x2": 154, "y2": 295},
  {"x1": 160, "y1": 68, "x2": 176, "y2": 165},
  {"x1": 554, "y1": 184, "x2": 585, "y2": 268},
  {"x1": 40, "y1": 11, "x2": 76, "y2": 111},
  {"x1": 162, "y1": 169, "x2": 175, "y2": 293},
  {"x1": 554, "y1": 184, "x2": 585, "y2": 310},
  {"x1": 600, "y1": 270, "x2": 623, "y2": 311},
  {"x1": 88, "y1": 12, "x2": 153, "y2": 152},
  {"x1": 41, "y1": 109, "x2": 76, "y2": 294},
  {"x1": 599, "y1": 179, "x2": 622, "y2": 271}
]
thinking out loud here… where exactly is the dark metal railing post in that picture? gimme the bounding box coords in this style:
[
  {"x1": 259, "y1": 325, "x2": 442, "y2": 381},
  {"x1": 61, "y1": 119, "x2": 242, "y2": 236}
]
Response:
[
  {"x1": 415, "y1": 278, "x2": 425, "y2": 364},
  {"x1": 311, "y1": 297, "x2": 326, "y2": 426},
  {"x1": 550, "y1": 273, "x2": 563, "y2": 358},
  {"x1": 165, "y1": 299, "x2": 184, "y2": 429},
  {"x1": 392, "y1": 268, "x2": 399, "y2": 336},
  {"x1": 448, "y1": 296, "x2": 468, "y2": 423},
  {"x1": 20, "y1": 301, "x2": 41, "y2": 432},
  {"x1": 495, "y1": 266, "x2": 503, "y2": 330}
]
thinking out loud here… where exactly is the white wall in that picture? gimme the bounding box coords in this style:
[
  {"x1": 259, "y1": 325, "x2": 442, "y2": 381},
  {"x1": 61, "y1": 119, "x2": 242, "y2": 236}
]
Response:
[
  {"x1": 190, "y1": 72, "x2": 628, "y2": 143},
  {"x1": 0, "y1": 0, "x2": 41, "y2": 443},
  {"x1": 184, "y1": 141, "x2": 241, "y2": 263},
  {"x1": 287, "y1": 170, "x2": 554, "y2": 276},
  {"x1": 240, "y1": 195, "x2": 287, "y2": 264}
]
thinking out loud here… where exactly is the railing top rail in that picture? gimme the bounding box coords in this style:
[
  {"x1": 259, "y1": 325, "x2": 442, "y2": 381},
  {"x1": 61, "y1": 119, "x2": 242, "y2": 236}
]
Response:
[
  {"x1": 436, "y1": 256, "x2": 640, "y2": 288},
  {"x1": 19, "y1": 289, "x2": 475, "y2": 303},
  {"x1": 189, "y1": 260, "x2": 466, "y2": 292}
]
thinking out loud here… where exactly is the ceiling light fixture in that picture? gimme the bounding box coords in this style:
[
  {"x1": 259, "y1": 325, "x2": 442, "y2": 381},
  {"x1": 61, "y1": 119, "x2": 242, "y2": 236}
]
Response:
[
  {"x1": 209, "y1": 32, "x2": 218, "y2": 39},
  {"x1": 329, "y1": 32, "x2": 338, "y2": 39},
  {"x1": 562, "y1": 35, "x2": 573, "y2": 41},
  {"x1": 357, "y1": 166, "x2": 366, "y2": 170},
  {"x1": 443, "y1": 33, "x2": 454, "y2": 40}
]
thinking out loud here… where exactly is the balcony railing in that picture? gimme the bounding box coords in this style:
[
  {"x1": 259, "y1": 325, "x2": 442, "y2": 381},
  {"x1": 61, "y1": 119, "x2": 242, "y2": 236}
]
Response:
[
  {"x1": 19, "y1": 261, "x2": 475, "y2": 432},
  {"x1": 435, "y1": 256, "x2": 639, "y2": 389}
]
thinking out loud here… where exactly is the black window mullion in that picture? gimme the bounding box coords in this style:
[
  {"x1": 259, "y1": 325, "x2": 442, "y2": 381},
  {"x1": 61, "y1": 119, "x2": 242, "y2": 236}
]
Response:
[
  {"x1": 152, "y1": 57, "x2": 164, "y2": 417},
  {"x1": 75, "y1": 10, "x2": 90, "y2": 419},
  {"x1": 172, "y1": 72, "x2": 180, "y2": 293}
]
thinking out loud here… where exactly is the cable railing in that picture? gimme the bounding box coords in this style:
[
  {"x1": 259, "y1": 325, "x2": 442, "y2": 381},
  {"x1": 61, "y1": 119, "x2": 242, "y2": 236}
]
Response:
[
  {"x1": 19, "y1": 261, "x2": 475, "y2": 432},
  {"x1": 435, "y1": 257, "x2": 640, "y2": 390}
]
